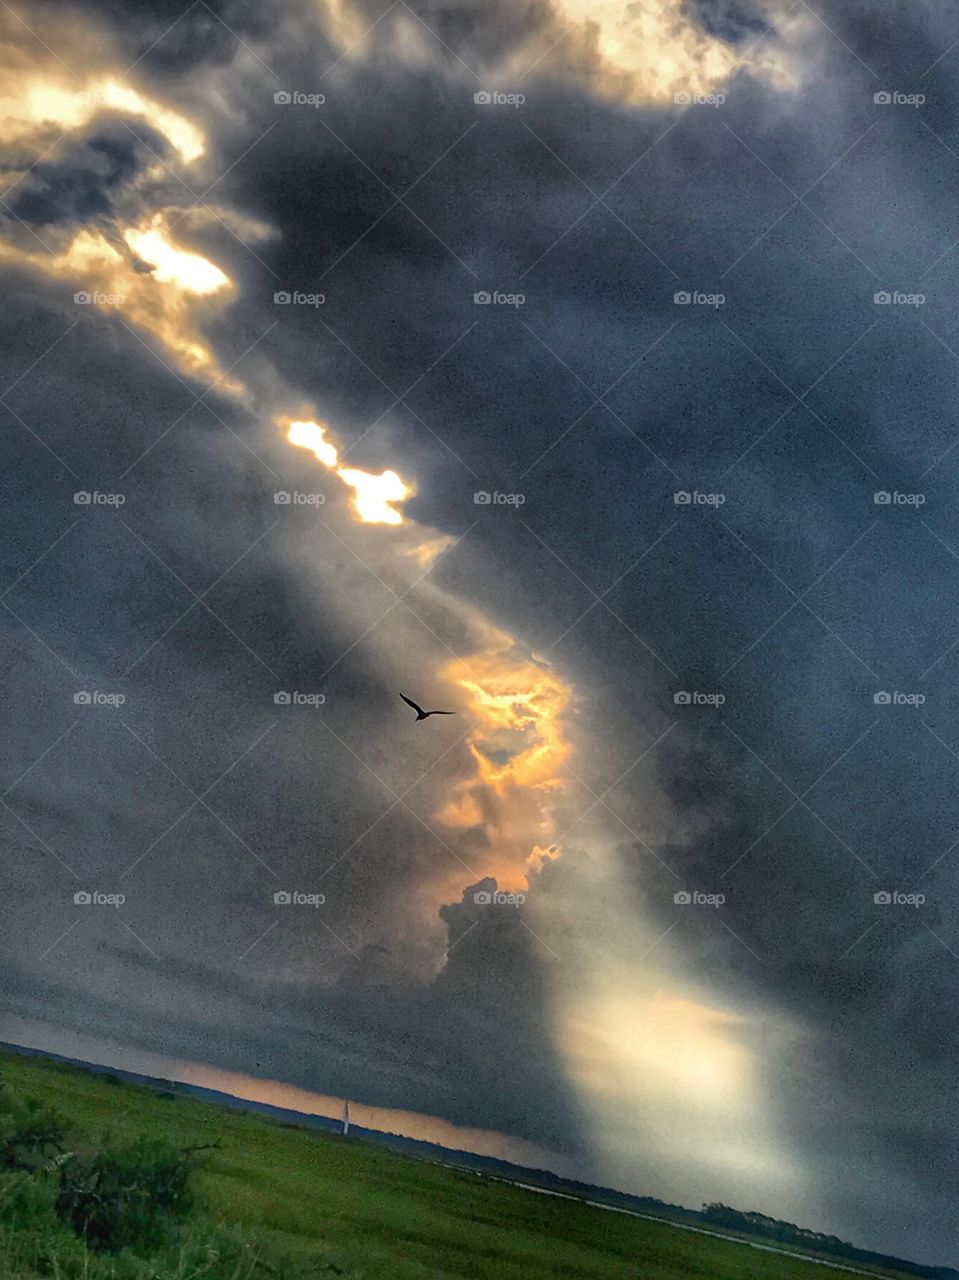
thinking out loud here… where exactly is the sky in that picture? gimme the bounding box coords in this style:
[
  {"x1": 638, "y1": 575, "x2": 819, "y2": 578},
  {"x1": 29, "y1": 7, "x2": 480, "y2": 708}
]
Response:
[{"x1": 0, "y1": 0, "x2": 956, "y2": 1266}]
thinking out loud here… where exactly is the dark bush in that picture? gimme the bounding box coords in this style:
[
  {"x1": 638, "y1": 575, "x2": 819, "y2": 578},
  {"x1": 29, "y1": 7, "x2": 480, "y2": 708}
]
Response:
[
  {"x1": 0, "y1": 1076, "x2": 71, "y2": 1170},
  {"x1": 54, "y1": 1137, "x2": 200, "y2": 1252}
]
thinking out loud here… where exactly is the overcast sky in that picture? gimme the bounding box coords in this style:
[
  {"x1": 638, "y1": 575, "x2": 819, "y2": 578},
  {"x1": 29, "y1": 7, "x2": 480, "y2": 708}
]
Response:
[{"x1": 0, "y1": 0, "x2": 957, "y2": 1266}]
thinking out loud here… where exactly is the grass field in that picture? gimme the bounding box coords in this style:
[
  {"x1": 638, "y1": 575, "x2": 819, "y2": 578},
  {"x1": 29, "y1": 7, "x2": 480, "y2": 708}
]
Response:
[{"x1": 0, "y1": 1048, "x2": 906, "y2": 1279}]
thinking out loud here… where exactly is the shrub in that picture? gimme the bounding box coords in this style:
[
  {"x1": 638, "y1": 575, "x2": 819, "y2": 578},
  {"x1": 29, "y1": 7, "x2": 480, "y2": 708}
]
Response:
[
  {"x1": 54, "y1": 1137, "x2": 200, "y2": 1253},
  {"x1": 0, "y1": 1076, "x2": 71, "y2": 1170}
]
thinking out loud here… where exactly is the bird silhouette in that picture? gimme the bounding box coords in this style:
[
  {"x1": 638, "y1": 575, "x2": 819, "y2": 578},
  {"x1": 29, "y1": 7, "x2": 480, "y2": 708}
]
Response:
[{"x1": 399, "y1": 692, "x2": 455, "y2": 721}]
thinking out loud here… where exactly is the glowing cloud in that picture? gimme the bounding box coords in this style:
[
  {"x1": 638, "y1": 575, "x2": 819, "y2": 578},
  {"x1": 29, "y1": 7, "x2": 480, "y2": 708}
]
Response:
[
  {"x1": 91, "y1": 80, "x2": 205, "y2": 163},
  {"x1": 404, "y1": 534, "x2": 456, "y2": 568},
  {"x1": 433, "y1": 637, "x2": 573, "y2": 889},
  {"x1": 552, "y1": 0, "x2": 764, "y2": 100},
  {"x1": 501, "y1": 0, "x2": 807, "y2": 105},
  {"x1": 0, "y1": 53, "x2": 237, "y2": 388},
  {"x1": 285, "y1": 419, "x2": 413, "y2": 525},
  {"x1": 443, "y1": 645, "x2": 571, "y2": 793},
  {"x1": 126, "y1": 225, "x2": 230, "y2": 294},
  {"x1": 287, "y1": 420, "x2": 339, "y2": 468},
  {"x1": 0, "y1": 219, "x2": 238, "y2": 387},
  {"x1": 337, "y1": 467, "x2": 412, "y2": 526},
  {"x1": 316, "y1": 0, "x2": 804, "y2": 108},
  {"x1": 1, "y1": 77, "x2": 205, "y2": 162}
]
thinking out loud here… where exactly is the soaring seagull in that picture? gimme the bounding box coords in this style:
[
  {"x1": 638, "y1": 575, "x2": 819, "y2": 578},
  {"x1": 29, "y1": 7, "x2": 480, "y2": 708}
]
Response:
[{"x1": 399, "y1": 692, "x2": 455, "y2": 721}]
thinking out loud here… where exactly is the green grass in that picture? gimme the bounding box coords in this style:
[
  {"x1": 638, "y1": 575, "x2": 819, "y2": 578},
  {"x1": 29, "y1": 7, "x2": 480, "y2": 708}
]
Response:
[{"x1": 0, "y1": 1048, "x2": 901, "y2": 1279}]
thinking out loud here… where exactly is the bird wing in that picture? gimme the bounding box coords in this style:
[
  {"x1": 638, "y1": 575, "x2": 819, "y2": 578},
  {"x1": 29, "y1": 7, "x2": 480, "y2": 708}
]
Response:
[
  {"x1": 426, "y1": 710, "x2": 455, "y2": 716},
  {"x1": 399, "y1": 692, "x2": 425, "y2": 715}
]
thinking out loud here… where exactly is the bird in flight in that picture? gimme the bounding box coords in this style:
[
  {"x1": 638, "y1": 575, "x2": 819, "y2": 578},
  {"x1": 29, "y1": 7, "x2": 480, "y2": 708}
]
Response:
[{"x1": 399, "y1": 692, "x2": 455, "y2": 721}]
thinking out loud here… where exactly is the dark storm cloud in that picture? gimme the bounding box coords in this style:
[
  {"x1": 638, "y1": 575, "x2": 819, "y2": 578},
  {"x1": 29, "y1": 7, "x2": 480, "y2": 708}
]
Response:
[
  {"x1": 25, "y1": 0, "x2": 290, "y2": 71},
  {"x1": 5, "y1": 126, "x2": 159, "y2": 227},
  {"x1": 0, "y1": 920, "x2": 589, "y2": 1159},
  {"x1": 689, "y1": 0, "x2": 770, "y2": 43},
  {"x1": 1, "y1": 0, "x2": 958, "y2": 1265}
]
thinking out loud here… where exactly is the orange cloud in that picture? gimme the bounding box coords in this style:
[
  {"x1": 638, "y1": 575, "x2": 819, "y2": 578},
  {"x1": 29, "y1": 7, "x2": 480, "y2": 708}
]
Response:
[
  {"x1": 437, "y1": 639, "x2": 573, "y2": 889},
  {"x1": 442, "y1": 645, "x2": 571, "y2": 792}
]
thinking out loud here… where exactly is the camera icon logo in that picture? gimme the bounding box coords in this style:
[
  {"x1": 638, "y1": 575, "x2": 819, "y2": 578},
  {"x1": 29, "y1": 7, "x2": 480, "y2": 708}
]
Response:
[
  {"x1": 274, "y1": 890, "x2": 292, "y2": 904},
  {"x1": 74, "y1": 291, "x2": 92, "y2": 304},
  {"x1": 473, "y1": 291, "x2": 491, "y2": 304},
  {"x1": 473, "y1": 491, "x2": 492, "y2": 504},
  {"x1": 873, "y1": 491, "x2": 891, "y2": 504},
  {"x1": 874, "y1": 91, "x2": 891, "y2": 105},
  {"x1": 674, "y1": 91, "x2": 691, "y2": 105},
  {"x1": 273, "y1": 291, "x2": 291, "y2": 304},
  {"x1": 73, "y1": 691, "x2": 92, "y2": 705},
  {"x1": 274, "y1": 91, "x2": 292, "y2": 104},
  {"x1": 474, "y1": 91, "x2": 492, "y2": 104},
  {"x1": 74, "y1": 491, "x2": 91, "y2": 505},
  {"x1": 873, "y1": 691, "x2": 891, "y2": 705},
  {"x1": 473, "y1": 890, "x2": 492, "y2": 904},
  {"x1": 274, "y1": 491, "x2": 292, "y2": 504},
  {"x1": 874, "y1": 290, "x2": 891, "y2": 305},
  {"x1": 874, "y1": 890, "x2": 891, "y2": 904},
  {"x1": 274, "y1": 691, "x2": 291, "y2": 705},
  {"x1": 673, "y1": 491, "x2": 691, "y2": 505},
  {"x1": 74, "y1": 890, "x2": 92, "y2": 905},
  {"x1": 673, "y1": 290, "x2": 691, "y2": 304},
  {"x1": 673, "y1": 890, "x2": 692, "y2": 904},
  {"x1": 673, "y1": 691, "x2": 691, "y2": 705}
]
